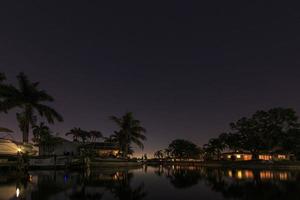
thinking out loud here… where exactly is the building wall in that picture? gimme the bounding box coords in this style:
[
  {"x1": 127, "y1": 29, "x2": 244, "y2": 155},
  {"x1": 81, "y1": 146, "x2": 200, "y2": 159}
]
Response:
[{"x1": 39, "y1": 142, "x2": 79, "y2": 156}]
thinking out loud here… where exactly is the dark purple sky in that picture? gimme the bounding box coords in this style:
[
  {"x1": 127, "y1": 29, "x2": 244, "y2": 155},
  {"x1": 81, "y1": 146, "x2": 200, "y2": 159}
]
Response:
[{"x1": 1, "y1": 1, "x2": 300, "y2": 156}]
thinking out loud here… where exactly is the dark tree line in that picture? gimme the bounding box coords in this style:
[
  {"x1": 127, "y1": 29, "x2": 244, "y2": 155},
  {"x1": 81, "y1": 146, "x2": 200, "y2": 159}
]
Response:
[
  {"x1": 155, "y1": 108, "x2": 300, "y2": 161},
  {"x1": 204, "y1": 108, "x2": 300, "y2": 160}
]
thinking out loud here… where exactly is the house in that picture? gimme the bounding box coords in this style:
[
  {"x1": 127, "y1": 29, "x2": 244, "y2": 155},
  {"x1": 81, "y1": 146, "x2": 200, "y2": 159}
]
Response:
[
  {"x1": 38, "y1": 138, "x2": 120, "y2": 158},
  {"x1": 39, "y1": 137, "x2": 80, "y2": 156},
  {"x1": 83, "y1": 142, "x2": 120, "y2": 158},
  {"x1": 221, "y1": 151, "x2": 293, "y2": 161},
  {"x1": 221, "y1": 151, "x2": 252, "y2": 161},
  {"x1": 258, "y1": 152, "x2": 294, "y2": 161}
]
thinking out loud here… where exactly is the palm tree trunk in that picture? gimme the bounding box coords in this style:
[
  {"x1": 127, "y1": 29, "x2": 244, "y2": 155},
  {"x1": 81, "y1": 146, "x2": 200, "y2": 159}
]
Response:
[{"x1": 23, "y1": 121, "x2": 29, "y2": 143}]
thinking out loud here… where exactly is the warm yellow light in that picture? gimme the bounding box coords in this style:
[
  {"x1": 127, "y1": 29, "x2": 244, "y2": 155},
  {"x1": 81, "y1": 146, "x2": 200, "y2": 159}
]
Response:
[
  {"x1": 236, "y1": 154, "x2": 241, "y2": 159},
  {"x1": 16, "y1": 188, "x2": 20, "y2": 197},
  {"x1": 237, "y1": 170, "x2": 243, "y2": 179},
  {"x1": 17, "y1": 148, "x2": 22, "y2": 153}
]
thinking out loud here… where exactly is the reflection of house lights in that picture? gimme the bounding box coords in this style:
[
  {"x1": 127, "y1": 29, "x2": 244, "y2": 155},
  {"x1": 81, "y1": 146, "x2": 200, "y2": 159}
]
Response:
[
  {"x1": 260, "y1": 171, "x2": 273, "y2": 180},
  {"x1": 16, "y1": 188, "x2": 20, "y2": 197},
  {"x1": 278, "y1": 172, "x2": 288, "y2": 180},
  {"x1": 237, "y1": 171, "x2": 243, "y2": 179},
  {"x1": 29, "y1": 175, "x2": 33, "y2": 182},
  {"x1": 228, "y1": 170, "x2": 233, "y2": 177}
]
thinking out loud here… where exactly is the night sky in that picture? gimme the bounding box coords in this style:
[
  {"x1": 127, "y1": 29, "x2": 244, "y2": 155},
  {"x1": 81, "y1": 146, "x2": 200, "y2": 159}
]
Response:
[{"x1": 1, "y1": 1, "x2": 300, "y2": 156}]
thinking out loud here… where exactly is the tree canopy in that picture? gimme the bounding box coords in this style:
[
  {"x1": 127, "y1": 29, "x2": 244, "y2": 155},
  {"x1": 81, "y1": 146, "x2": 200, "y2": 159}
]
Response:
[
  {"x1": 0, "y1": 72, "x2": 63, "y2": 143},
  {"x1": 167, "y1": 139, "x2": 201, "y2": 159},
  {"x1": 204, "y1": 108, "x2": 300, "y2": 160},
  {"x1": 109, "y1": 112, "x2": 146, "y2": 158}
]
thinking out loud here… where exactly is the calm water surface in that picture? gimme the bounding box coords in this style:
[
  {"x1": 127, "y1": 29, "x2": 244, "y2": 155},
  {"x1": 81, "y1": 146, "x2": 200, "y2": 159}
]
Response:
[{"x1": 1, "y1": 165, "x2": 300, "y2": 200}]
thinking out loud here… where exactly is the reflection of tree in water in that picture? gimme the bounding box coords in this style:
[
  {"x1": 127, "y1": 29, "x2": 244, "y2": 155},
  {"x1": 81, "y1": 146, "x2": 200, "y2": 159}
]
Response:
[
  {"x1": 69, "y1": 185, "x2": 103, "y2": 200},
  {"x1": 220, "y1": 178, "x2": 300, "y2": 200},
  {"x1": 69, "y1": 170, "x2": 147, "y2": 200},
  {"x1": 164, "y1": 166, "x2": 203, "y2": 189},
  {"x1": 155, "y1": 165, "x2": 300, "y2": 200},
  {"x1": 154, "y1": 165, "x2": 164, "y2": 177},
  {"x1": 202, "y1": 168, "x2": 228, "y2": 193},
  {"x1": 203, "y1": 168, "x2": 300, "y2": 200},
  {"x1": 31, "y1": 171, "x2": 76, "y2": 200},
  {"x1": 107, "y1": 171, "x2": 147, "y2": 200}
]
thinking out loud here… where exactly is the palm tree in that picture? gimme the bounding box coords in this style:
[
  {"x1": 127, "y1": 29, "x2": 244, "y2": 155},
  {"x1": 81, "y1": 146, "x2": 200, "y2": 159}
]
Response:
[
  {"x1": 0, "y1": 72, "x2": 63, "y2": 143},
  {"x1": 66, "y1": 128, "x2": 88, "y2": 142},
  {"x1": 110, "y1": 112, "x2": 146, "y2": 158},
  {"x1": 89, "y1": 130, "x2": 103, "y2": 142},
  {"x1": 32, "y1": 122, "x2": 58, "y2": 155},
  {"x1": 32, "y1": 122, "x2": 50, "y2": 144}
]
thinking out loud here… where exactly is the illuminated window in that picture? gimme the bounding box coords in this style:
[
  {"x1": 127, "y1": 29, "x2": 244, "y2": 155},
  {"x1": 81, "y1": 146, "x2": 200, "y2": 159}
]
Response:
[
  {"x1": 244, "y1": 155, "x2": 252, "y2": 160},
  {"x1": 259, "y1": 155, "x2": 272, "y2": 160},
  {"x1": 236, "y1": 154, "x2": 241, "y2": 159},
  {"x1": 277, "y1": 155, "x2": 286, "y2": 159}
]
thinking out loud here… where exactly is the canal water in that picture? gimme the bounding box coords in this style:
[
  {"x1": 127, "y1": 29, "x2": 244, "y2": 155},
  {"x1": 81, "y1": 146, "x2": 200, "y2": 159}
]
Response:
[{"x1": 1, "y1": 165, "x2": 300, "y2": 200}]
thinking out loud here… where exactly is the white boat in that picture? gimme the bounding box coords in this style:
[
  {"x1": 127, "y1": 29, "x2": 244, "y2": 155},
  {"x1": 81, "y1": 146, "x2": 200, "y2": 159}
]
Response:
[{"x1": 0, "y1": 138, "x2": 20, "y2": 156}]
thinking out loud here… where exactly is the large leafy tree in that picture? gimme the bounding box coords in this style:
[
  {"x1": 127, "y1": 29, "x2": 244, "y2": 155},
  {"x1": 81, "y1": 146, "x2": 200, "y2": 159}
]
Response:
[
  {"x1": 203, "y1": 138, "x2": 225, "y2": 160},
  {"x1": 167, "y1": 139, "x2": 201, "y2": 159},
  {"x1": 226, "y1": 108, "x2": 300, "y2": 158},
  {"x1": 154, "y1": 150, "x2": 164, "y2": 159},
  {"x1": 0, "y1": 72, "x2": 63, "y2": 143},
  {"x1": 109, "y1": 112, "x2": 146, "y2": 158}
]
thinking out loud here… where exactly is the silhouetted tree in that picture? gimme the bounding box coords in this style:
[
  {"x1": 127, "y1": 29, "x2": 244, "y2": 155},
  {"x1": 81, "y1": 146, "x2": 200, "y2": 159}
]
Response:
[
  {"x1": 110, "y1": 112, "x2": 146, "y2": 158},
  {"x1": 0, "y1": 73, "x2": 63, "y2": 143},
  {"x1": 32, "y1": 123, "x2": 61, "y2": 155},
  {"x1": 228, "y1": 108, "x2": 300, "y2": 159},
  {"x1": 154, "y1": 150, "x2": 164, "y2": 159},
  {"x1": 167, "y1": 139, "x2": 201, "y2": 159}
]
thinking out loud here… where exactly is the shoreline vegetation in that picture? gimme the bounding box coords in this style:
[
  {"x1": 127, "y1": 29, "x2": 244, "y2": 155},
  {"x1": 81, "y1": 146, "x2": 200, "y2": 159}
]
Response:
[{"x1": 1, "y1": 72, "x2": 300, "y2": 172}]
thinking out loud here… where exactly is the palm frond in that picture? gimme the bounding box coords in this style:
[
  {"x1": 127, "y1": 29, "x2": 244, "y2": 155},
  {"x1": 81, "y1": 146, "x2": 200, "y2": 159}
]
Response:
[{"x1": 35, "y1": 104, "x2": 64, "y2": 123}]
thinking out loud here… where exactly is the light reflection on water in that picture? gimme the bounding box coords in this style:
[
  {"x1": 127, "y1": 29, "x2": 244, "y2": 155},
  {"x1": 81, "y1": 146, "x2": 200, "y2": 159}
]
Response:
[{"x1": 0, "y1": 166, "x2": 300, "y2": 200}]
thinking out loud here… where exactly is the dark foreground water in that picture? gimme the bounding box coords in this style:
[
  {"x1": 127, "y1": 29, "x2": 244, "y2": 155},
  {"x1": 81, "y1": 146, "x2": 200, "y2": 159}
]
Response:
[{"x1": 1, "y1": 165, "x2": 300, "y2": 200}]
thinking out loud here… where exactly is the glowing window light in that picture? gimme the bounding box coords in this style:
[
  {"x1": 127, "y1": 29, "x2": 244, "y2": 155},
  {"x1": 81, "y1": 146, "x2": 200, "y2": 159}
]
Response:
[
  {"x1": 278, "y1": 155, "x2": 286, "y2": 159},
  {"x1": 236, "y1": 154, "x2": 241, "y2": 159}
]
